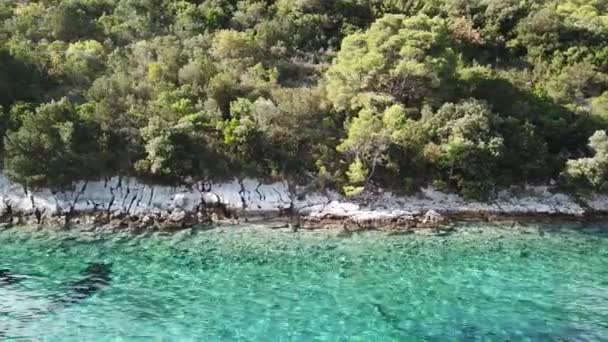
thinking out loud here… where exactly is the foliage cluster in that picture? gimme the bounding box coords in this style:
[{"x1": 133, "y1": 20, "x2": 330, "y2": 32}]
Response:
[{"x1": 0, "y1": 0, "x2": 607, "y2": 197}]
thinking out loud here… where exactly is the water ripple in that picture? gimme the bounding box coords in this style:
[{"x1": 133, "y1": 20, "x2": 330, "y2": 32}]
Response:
[{"x1": 0, "y1": 223, "x2": 607, "y2": 340}]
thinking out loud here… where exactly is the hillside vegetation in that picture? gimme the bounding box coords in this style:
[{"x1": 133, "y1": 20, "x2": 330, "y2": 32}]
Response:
[{"x1": 1, "y1": 0, "x2": 608, "y2": 198}]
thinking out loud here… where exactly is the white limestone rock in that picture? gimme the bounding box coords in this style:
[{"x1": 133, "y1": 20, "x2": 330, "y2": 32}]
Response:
[
  {"x1": 422, "y1": 210, "x2": 446, "y2": 225},
  {"x1": 0, "y1": 173, "x2": 600, "y2": 225},
  {"x1": 582, "y1": 194, "x2": 608, "y2": 212},
  {"x1": 168, "y1": 209, "x2": 187, "y2": 222}
]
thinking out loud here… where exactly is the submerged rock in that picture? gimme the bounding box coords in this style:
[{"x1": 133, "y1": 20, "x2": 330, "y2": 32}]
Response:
[
  {"x1": 54, "y1": 262, "x2": 112, "y2": 306},
  {"x1": 0, "y1": 269, "x2": 24, "y2": 286}
]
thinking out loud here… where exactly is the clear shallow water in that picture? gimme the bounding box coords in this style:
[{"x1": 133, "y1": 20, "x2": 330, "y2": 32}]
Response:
[{"x1": 1, "y1": 224, "x2": 608, "y2": 341}]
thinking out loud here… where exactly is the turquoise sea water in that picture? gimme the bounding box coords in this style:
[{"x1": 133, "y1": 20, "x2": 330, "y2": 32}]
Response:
[{"x1": 1, "y1": 223, "x2": 608, "y2": 341}]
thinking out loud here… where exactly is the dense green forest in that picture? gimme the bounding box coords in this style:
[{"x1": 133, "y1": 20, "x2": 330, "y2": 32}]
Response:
[{"x1": 0, "y1": 0, "x2": 607, "y2": 198}]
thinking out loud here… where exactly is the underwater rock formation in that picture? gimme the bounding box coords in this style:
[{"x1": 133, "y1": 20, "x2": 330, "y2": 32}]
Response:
[
  {"x1": 55, "y1": 262, "x2": 113, "y2": 305},
  {"x1": 0, "y1": 269, "x2": 24, "y2": 286}
]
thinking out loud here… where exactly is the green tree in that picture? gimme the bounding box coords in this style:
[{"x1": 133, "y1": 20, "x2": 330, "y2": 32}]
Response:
[
  {"x1": 4, "y1": 99, "x2": 102, "y2": 189},
  {"x1": 64, "y1": 40, "x2": 107, "y2": 87},
  {"x1": 0, "y1": 0, "x2": 607, "y2": 196},
  {"x1": 325, "y1": 14, "x2": 455, "y2": 112},
  {"x1": 592, "y1": 92, "x2": 608, "y2": 118},
  {"x1": 565, "y1": 130, "x2": 608, "y2": 190},
  {"x1": 514, "y1": 7, "x2": 562, "y2": 58},
  {"x1": 4, "y1": 2, "x2": 51, "y2": 41},
  {"x1": 420, "y1": 99, "x2": 505, "y2": 198},
  {"x1": 547, "y1": 62, "x2": 607, "y2": 111},
  {"x1": 211, "y1": 29, "x2": 260, "y2": 70},
  {"x1": 338, "y1": 104, "x2": 416, "y2": 191},
  {"x1": 49, "y1": 0, "x2": 109, "y2": 42}
]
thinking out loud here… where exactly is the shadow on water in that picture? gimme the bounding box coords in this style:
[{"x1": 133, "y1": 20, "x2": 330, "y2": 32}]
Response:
[
  {"x1": 0, "y1": 262, "x2": 113, "y2": 337},
  {"x1": 0, "y1": 269, "x2": 25, "y2": 286},
  {"x1": 371, "y1": 302, "x2": 407, "y2": 334},
  {"x1": 53, "y1": 262, "x2": 113, "y2": 306}
]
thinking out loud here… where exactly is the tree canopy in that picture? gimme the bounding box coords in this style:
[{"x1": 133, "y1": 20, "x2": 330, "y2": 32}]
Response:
[{"x1": 0, "y1": 0, "x2": 607, "y2": 197}]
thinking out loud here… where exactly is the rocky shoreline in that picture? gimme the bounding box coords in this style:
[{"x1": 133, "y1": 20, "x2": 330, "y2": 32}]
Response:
[{"x1": 1, "y1": 174, "x2": 608, "y2": 231}]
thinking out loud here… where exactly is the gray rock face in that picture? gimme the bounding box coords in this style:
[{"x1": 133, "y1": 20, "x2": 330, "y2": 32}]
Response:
[
  {"x1": 0, "y1": 173, "x2": 604, "y2": 230},
  {"x1": 0, "y1": 175, "x2": 334, "y2": 219}
]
